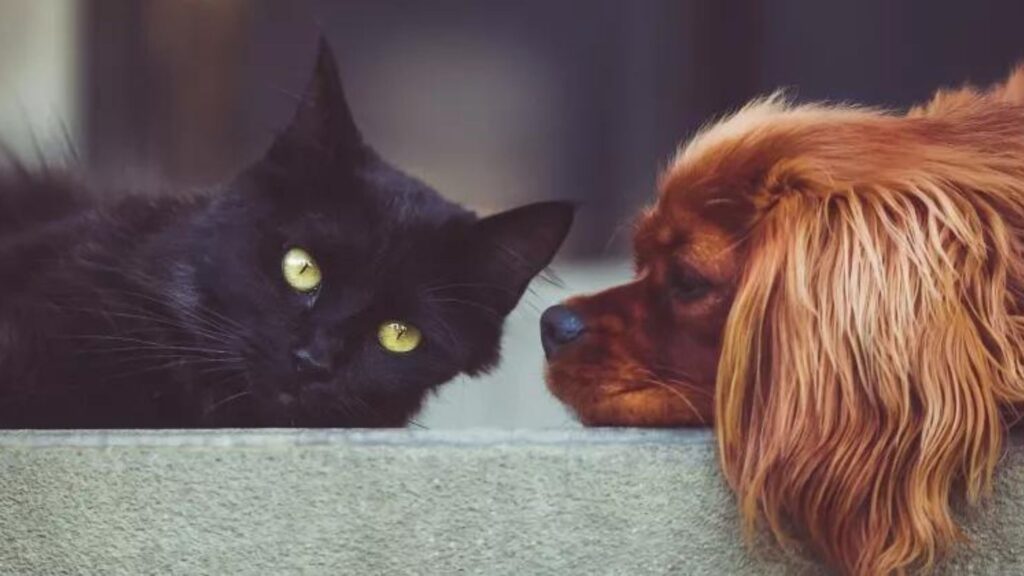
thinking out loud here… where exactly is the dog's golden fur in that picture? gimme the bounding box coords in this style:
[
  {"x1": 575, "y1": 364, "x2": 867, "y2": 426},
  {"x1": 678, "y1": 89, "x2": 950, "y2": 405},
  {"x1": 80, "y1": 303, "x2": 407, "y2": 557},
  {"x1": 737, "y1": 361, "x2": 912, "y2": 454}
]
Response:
[{"x1": 546, "y1": 68, "x2": 1024, "y2": 574}]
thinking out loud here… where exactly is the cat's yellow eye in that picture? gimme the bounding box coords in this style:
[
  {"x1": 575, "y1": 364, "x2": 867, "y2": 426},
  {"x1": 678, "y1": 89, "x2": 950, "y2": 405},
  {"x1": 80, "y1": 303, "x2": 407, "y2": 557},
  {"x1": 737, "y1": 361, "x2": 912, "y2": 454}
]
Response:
[
  {"x1": 281, "y1": 247, "x2": 322, "y2": 293},
  {"x1": 378, "y1": 321, "x2": 422, "y2": 353}
]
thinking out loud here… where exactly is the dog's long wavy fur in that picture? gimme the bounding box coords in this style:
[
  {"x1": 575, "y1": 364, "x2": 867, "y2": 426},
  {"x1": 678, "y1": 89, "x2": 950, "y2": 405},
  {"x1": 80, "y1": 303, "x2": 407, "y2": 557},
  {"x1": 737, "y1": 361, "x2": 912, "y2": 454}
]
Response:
[{"x1": 702, "y1": 69, "x2": 1024, "y2": 574}]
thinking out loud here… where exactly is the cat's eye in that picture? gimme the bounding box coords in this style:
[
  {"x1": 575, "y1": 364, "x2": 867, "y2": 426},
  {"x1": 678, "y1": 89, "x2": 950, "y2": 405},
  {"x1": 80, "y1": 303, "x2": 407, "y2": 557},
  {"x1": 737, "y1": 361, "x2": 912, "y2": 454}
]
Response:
[
  {"x1": 378, "y1": 321, "x2": 422, "y2": 353},
  {"x1": 281, "y1": 247, "x2": 322, "y2": 293}
]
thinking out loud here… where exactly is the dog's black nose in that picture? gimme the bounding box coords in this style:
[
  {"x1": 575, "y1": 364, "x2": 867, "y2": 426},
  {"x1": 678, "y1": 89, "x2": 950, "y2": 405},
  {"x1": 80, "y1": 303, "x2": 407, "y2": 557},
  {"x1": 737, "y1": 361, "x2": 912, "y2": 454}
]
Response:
[{"x1": 541, "y1": 305, "x2": 586, "y2": 358}]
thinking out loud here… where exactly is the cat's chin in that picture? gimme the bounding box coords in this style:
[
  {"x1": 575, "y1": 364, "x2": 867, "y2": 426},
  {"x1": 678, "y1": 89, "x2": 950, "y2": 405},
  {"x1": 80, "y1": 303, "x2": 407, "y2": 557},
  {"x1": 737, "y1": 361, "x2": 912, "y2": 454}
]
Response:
[
  {"x1": 275, "y1": 391, "x2": 298, "y2": 409},
  {"x1": 252, "y1": 382, "x2": 380, "y2": 428}
]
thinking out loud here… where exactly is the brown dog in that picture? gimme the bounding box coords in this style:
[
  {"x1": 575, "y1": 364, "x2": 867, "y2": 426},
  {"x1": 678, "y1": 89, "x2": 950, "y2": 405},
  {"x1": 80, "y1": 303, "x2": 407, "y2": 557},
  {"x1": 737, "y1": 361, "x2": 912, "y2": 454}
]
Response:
[{"x1": 542, "y1": 69, "x2": 1024, "y2": 575}]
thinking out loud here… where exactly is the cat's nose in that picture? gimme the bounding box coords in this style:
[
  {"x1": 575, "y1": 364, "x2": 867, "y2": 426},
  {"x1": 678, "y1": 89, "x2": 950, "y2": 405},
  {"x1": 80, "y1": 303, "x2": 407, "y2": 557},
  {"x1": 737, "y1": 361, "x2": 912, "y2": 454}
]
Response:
[
  {"x1": 540, "y1": 305, "x2": 586, "y2": 358},
  {"x1": 292, "y1": 346, "x2": 333, "y2": 376}
]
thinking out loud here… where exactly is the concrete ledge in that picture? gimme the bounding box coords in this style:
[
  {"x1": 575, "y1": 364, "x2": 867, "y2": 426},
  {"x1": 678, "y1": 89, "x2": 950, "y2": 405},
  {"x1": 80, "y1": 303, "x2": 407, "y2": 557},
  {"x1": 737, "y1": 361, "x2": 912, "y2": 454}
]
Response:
[{"x1": 1, "y1": 429, "x2": 1022, "y2": 575}]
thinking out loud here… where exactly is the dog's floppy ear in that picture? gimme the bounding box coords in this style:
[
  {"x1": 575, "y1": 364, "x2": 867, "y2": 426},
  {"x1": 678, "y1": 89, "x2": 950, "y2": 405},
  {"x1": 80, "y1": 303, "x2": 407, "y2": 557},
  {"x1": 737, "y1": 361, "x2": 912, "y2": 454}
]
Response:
[{"x1": 716, "y1": 170, "x2": 1024, "y2": 574}]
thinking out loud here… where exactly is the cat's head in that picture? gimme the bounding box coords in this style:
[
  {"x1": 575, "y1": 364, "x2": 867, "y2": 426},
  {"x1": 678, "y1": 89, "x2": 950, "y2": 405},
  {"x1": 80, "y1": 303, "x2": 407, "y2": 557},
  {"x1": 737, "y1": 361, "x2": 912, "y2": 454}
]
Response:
[{"x1": 187, "y1": 40, "x2": 573, "y2": 426}]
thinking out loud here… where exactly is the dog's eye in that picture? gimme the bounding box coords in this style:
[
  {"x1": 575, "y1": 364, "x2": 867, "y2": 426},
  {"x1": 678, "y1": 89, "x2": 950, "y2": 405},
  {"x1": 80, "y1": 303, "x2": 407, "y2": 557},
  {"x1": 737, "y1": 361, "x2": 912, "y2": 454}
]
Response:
[{"x1": 669, "y1": 267, "x2": 712, "y2": 301}]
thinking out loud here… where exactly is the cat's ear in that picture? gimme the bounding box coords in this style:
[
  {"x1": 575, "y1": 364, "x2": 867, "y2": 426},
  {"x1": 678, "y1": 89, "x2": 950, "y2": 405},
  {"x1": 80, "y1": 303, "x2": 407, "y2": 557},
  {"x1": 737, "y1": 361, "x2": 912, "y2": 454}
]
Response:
[
  {"x1": 265, "y1": 37, "x2": 364, "y2": 166},
  {"x1": 467, "y1": 201, "x2": 575, "y2": 313}
]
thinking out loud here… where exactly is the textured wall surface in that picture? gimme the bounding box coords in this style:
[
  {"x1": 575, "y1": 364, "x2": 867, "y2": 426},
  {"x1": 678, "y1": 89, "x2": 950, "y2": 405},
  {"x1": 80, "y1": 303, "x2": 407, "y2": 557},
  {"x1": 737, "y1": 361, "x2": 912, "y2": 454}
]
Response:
[{"x1": 0, "y1": 429, "x2": 1021, "y2": 575}]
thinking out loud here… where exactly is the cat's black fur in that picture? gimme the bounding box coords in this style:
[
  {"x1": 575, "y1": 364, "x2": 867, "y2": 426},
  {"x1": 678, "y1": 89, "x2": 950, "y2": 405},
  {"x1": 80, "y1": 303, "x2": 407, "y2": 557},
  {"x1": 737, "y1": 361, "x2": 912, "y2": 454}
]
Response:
[{"x1": 0, "y1": 40, "x2": 573, "y2": 428}]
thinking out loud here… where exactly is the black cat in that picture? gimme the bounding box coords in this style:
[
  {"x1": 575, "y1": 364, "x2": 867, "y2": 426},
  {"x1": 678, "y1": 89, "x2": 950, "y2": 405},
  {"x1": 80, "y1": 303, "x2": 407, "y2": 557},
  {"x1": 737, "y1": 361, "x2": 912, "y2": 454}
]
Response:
[{"x1": 0, "y1": 40, "x2": 573, "y2": 428}]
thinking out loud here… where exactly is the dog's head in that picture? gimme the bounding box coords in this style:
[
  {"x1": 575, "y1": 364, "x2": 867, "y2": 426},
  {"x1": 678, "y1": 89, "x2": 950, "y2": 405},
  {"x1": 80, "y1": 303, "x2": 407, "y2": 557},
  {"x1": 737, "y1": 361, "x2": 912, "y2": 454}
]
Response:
[{"x1": 545, "y1": 69, "x2": 1024, "y2": 574}]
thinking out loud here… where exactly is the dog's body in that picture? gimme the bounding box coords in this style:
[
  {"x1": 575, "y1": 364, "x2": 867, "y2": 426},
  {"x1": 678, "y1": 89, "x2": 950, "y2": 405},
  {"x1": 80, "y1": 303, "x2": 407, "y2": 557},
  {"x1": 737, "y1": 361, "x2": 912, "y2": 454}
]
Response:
[{"x1": 543, "y1": 69, "x2": 1024, "y2": 574}]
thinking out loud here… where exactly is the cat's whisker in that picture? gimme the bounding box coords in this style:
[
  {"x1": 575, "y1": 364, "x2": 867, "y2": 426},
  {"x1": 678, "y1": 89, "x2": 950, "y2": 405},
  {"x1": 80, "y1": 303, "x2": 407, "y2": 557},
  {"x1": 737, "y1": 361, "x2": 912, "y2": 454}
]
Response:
[
  {"x1": 420, "y1": 282, "x2": 518, "y2": 297},
  {"x1": 419, "y1": 309, "x2": 462, "y2": 358},
  {"x1": 425, "y1": 298, "x2": 503, "y2": 322},
  {"x1": 73, "y1": 295, "x2": 238, "y2": 349},
  {"x1": 340, "y1": 393, "x2": 392, "y2": 426},
  {"x1": 330, "y1": 396, "x2": 357, "y2": 423},
  {"x1": 95, "y1": 350, "x2": 244, "y2": 365},
  {"x1": 55, "y1": 303, "x2": 236, "y2": 346},
  {"x1": 92, "y1": 345, "x2": 237, "y2": 358},
  {"x1": 517, "y1": 287, "x2": 545, "y2": 316},
  {"x1": 204, "y1": 388, "x2": 252, "y2": 417},
  {"x1": 100, "y1": 357, "x2": 242, "y2": 383},
  {"x1": 425, "y1": 282, "x2": 544, "y2": 315},
  {"x1": 537, "y1": 267, "x2": 567, "y2": 289},
  {"x1": 72, "y1": 260, "x2": 250, "y2": 336},
  {"x1": 51, "y1": 303, "x2": 205, "y2": 338},
  {"x1": 56, "y1": 323, "x2": 222, "y2": 350},
  {"x1": 62, "y1": 334, "x2": 238, "y2": 357},
  {"x1": 95, "y1": 353, "x2": 244, "y2": 367},
  {"x1": 58, "y1": 303, "x2": 183, "y2": 329},
  {"x1": 198, "y1": 362, "x2": 248, "y2": 374}
]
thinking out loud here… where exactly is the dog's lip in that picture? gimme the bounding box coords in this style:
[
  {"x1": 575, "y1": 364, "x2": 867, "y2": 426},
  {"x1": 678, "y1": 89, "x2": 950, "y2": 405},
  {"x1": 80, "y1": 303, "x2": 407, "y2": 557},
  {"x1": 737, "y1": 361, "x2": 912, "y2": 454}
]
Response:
[
  {"x1": 547, "y1": 363, "x2": 692, "y2": 397},
  {"x1": 541, "y1": 343, "x2": 579, "y2": 364},
  {"x1": 607, "y1": 385, "x2": 652, "y2": 396},
  {"x1": 605, "y1": 380, "x2": 690, "y2": 397},
  {"x1": 544, "y1": 357, "x2": 705, "y2": 412}
]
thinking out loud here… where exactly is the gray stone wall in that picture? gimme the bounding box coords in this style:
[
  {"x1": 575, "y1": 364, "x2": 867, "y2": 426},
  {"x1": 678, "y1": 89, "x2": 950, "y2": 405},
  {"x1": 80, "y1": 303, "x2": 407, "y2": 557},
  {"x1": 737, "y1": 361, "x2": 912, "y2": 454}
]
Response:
[{"x1": 1, "y1": 429, "x2": 1021, "y2": 575}]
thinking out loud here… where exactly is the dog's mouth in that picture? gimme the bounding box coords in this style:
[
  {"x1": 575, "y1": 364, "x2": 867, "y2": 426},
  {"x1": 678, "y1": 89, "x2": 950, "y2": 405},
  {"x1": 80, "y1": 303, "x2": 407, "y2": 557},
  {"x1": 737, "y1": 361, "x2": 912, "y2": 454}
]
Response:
[
  {"x1": 540, "y1": 284, "x2": 720, "y2": 428},
  {"x1": 545, "y1": 358, "x2": 712, "y2": 427}
]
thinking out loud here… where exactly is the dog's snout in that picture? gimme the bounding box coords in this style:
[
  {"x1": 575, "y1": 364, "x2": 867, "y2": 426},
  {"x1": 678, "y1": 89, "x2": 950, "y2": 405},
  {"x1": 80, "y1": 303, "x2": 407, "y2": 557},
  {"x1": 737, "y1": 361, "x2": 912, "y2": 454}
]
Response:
[{"x1": 541, "y1": 305, "x2": 586, "y2": 358}]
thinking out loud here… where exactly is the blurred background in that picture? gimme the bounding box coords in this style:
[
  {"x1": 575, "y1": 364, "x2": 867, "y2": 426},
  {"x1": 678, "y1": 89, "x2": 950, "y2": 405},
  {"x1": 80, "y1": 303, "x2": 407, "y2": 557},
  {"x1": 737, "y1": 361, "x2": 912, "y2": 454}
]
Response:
[{"x1": 2, "y1": 0, "x2": 1023, "y2": 427}]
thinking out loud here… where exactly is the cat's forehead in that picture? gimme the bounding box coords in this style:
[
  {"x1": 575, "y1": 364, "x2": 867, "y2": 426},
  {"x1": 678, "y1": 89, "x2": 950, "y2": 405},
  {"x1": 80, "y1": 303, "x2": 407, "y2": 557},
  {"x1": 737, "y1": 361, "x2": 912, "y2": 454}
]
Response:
[
  {"x1": 358, "y1": 161, "x2": 473, "y2": 225},
  {"x1": 251, "y1": 155, "x2": 476, "y2": 276},
  {"x1": 280, "y1": 208, "x2": 369, "y2": 242}
]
